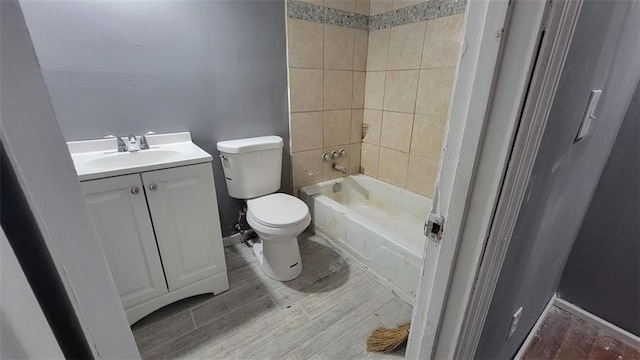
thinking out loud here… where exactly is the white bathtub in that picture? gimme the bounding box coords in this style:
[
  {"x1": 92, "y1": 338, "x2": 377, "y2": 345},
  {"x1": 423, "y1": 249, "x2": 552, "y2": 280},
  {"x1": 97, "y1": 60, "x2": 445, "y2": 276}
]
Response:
[{"x1": 299, "y1": 174, "x2": 432, "y2": 304}]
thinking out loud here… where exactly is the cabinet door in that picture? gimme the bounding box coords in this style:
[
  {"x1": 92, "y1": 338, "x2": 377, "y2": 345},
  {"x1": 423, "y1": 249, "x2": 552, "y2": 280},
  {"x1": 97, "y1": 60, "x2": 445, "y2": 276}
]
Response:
[
  {"x1": 142, "y1": 163, "x2": 226, "y2": 290},
  {"x1": 80, "y1": 175, "x2": 168, "y2": 308}
]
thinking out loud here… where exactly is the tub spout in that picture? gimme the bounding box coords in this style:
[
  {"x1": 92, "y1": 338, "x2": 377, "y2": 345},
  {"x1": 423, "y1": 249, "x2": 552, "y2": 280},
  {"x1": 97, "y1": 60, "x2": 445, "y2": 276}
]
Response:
[{"x1": 333, "y1": 164, "x2": 347, "y2": 174}]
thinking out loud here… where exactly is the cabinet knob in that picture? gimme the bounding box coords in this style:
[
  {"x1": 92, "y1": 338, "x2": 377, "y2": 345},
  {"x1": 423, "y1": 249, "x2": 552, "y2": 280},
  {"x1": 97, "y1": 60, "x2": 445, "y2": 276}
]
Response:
[
  {"x1": 131, "y1": 186, "x2": 140, "y2": 194},
  {"x1": 149, "y1": 184, "x2": 158, "y2": 191}
]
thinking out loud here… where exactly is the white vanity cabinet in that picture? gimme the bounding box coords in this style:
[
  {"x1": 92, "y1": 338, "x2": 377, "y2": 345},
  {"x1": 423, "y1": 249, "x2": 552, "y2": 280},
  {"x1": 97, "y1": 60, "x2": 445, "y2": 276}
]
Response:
[
  {"x1": 80, "y1": 162, "x2": 229, "y2": 324},
  {"x1": 141, "y1": 164, "x2": 227, "y2": 290},
  {"x1": 81, "y1": 174, "x2": 168, "y2": 308}
]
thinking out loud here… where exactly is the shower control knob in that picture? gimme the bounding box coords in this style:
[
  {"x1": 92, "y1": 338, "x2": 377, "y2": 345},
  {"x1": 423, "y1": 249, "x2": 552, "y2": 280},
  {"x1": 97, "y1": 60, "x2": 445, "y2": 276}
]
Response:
[
  {"x1": 322, "y1": 152, "x2": 332, "y2": 161},
  {"x1": 131, "y1": 186, "x2": 140, "y2": 195},
  {"x1": 149, "y1": 184, "x2": 158, "y2": 191},
  {"x1": 331, "y1": 150, "x2": 340, "y2": 159},
  {"x1": 339, "y1": 148, "x2": 347, "y2": 157}
]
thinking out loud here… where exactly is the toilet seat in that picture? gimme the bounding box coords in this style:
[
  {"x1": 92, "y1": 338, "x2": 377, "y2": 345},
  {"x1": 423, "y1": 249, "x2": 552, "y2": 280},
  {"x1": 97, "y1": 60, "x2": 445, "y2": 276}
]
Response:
[{"x1": 247, "y1": 193, "x2": 310, "y2": 228}]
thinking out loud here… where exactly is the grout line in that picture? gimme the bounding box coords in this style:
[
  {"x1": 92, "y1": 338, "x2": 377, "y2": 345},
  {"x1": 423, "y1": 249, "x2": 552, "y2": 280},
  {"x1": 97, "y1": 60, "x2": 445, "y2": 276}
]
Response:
[{"x1": 402, "y1": 18, "x2": 430, "y2": 183}]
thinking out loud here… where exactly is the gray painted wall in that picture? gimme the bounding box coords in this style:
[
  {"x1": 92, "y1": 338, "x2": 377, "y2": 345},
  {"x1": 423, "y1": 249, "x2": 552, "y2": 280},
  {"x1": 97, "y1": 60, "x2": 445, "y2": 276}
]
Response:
[
  {"x1": 20, "y1": 0, "x2": 291, "y2": 235},
  {"x1": 1, "y1": 1, "x2": 139, "y2": 356},
  {"x1": 476, "y1": 1, "x2": 640, "y2": 358},
  {"x1": 558, "y1": 84, "x2": 640, "y2": 337}
]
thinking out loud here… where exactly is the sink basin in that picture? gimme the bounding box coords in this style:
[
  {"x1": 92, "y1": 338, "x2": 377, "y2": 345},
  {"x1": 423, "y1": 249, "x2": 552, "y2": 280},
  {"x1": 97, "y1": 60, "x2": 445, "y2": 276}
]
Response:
[
  {"x1": 68, "y1": 132, "x2": 213, "y2": 181},
  {"x1": 85, "y1": 150, "x2": 182, "y2": 169}
]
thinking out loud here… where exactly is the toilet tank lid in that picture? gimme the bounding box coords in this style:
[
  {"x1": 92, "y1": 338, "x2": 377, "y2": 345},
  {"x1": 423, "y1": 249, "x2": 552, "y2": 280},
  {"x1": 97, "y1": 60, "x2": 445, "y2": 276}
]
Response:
[{"x1": 216, "y1": 136, "x2": 283, "y2": 154}]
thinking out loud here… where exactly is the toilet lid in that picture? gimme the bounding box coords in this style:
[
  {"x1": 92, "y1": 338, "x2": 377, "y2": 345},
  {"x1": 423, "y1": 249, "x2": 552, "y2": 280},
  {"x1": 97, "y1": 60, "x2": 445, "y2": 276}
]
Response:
[{"x1": 247, "y1": 193, "x2": 310, "y2": 228}]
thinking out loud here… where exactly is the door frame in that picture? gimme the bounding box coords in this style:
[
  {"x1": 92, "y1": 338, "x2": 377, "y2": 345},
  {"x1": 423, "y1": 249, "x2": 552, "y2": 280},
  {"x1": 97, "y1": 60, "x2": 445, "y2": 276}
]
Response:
[
  {"x1": 406, "y1": 0, "x2": 581, "y2": 358},
  {"x1": 453, "y1": 1, "x2": 584, "y2": 357}
]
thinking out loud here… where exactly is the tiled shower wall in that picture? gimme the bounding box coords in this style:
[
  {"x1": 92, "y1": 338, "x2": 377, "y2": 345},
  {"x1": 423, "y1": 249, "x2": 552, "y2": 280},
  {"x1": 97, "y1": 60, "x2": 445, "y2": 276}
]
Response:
[
  {"x1": 287, "y1": 0, "x2": 369, "y2": 191},
  {"x1": 287, "y1": 0, "x2": 465, "y2": 197}
]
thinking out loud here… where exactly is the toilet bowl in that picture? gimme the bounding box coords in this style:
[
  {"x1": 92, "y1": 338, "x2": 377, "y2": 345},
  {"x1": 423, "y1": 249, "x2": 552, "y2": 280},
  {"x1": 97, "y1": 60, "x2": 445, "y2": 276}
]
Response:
[{"x1": 246, "y1": 193, "x2": 311, "y2": 281}]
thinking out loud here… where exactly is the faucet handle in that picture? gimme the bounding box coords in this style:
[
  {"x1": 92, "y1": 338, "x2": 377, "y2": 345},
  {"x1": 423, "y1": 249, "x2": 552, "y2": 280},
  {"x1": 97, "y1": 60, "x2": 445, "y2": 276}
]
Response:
[
  {"x1": 139, "y1": 135, "x2": 149, "y2": 150},
  {"x1": 117, "y1": 137, "x2": 128, "y2": 152},
  {"x1": 140, "y1": 131, "x2": 155, "y2": 150},
  {"x1": 104, "y1": 135, "x2": 128, "y2": 152}
]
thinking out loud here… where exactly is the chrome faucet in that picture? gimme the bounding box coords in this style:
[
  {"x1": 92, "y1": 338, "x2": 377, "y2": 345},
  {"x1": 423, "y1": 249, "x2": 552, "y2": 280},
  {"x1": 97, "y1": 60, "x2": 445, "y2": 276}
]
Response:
[
  {"x1": 333, "y1": 164, "x2": 347, "y2": 174},
  {"x1": 127, "y1": 134, "x2": 140, "y2": 152}
]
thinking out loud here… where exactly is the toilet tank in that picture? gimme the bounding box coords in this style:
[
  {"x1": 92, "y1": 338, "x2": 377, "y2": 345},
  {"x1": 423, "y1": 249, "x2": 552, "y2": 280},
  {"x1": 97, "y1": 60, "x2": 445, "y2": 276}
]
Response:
[{"x1": 216, "y1": 136, "x2": 283, "y2": 199}]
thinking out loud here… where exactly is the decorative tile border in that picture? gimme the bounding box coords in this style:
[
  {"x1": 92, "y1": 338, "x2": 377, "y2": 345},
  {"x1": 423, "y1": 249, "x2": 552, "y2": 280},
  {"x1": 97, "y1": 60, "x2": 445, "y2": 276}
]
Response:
[
  {"x1": 369, "y1": 0, "x2": 466, "y2": 30},
  {"x1": 287, "y1": 0, "x2": 369, "y2": 31},
  {"x1": 287, "y1": 0, "x2": 466, "y2": 31}
]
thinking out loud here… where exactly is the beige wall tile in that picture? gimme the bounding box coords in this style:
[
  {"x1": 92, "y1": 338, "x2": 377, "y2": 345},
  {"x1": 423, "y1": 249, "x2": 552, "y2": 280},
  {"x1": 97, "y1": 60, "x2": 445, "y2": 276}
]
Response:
[
  {"x1": 354, "y1": 30, "x2": 368, "y2": 71},
  {"x1": 422, "y1": 14, "x2": 464, "y2": 68},
  {"x1": 352, "y1": 71, "x2": 366, "y2": 108},
  {"x1": 370, "y1": 0, "x2": 393, "y2": 14},
  {"x1": 290, "y1": 68, "x2": 323, "y2": 112},
  {"x1": 324, "y1": 25, "x2": 355, "y2": 70},
  {"x1": 377, "y1": 147, "x2": 409, "y2": 187},
  {"x1": 325, "y1": 0, "x2": 356, "y2": 12},
  {"x1": 410, "y1": 114, "x2": 446, "y2": 159},
  {"x1": 351, "y1": 109, "x2": 364, "y2": 143},
  {"x1": 292, "y1": 149, "x2": 323, "y2": 188},
  {"x1": 291, "y1": 111, "x2": 324, "y2": 152},
  {"x1": 355, "y1": 0, "x2": 370, "y2": 15},
  {"x1": 406, "y1": 154, "x2": 438, "y2": 197},
  {"x1": 324, "y1": 70, "x2": 353, "y2": 110},
  {"x1": 387, "y1": 21, "x2": 426, "y2": 70},
  {"x1": 360, "y1": 143, "x2": 380, "y2": 176},
  {"x1": 415, "y1": 68, "x2": 455, "y2": 116},
  {"x1": 366, "y1": 28, "x2": 390, "y2": 71},
  {"x1": 362, "y1": 109, "x2": 382, "y2": 145},
  {"x1": 392, "y1": 0, "x2": 424, "y2": 10},
  {"x1": 287, "y1": 18, "x2": 323, "y2": 69},
  {"x1": 380, "y1": 111, "x2": 413, "y2": 152},
  {"x1": 364, "y1": 71, "x2": 385, "y2": 110},
  {"x1": 349, "y1": 143, "x2": 362, "y2": 174},
  {"x1": 322, "y1": 145, "x2": 350, "y2": 180},
  {"x1": 324, "y1": 110, "x2": 351, "y2": 147},
  {"x1": 383, "y1": 70, "x2": 419, "y2": 113}
]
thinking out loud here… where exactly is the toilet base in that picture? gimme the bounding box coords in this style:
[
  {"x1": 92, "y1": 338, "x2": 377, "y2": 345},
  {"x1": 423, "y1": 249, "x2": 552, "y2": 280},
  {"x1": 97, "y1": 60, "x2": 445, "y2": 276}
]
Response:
[{"x1": 252, "y1": 237, "x2": 303, "y2": 281}]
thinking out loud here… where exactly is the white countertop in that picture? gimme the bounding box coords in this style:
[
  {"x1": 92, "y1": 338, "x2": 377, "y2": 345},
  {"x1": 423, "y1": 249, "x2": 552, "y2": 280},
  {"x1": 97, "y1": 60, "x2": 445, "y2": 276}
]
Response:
[{"x1": 68, "y1": 132, "x2": 213, "y2": 181}]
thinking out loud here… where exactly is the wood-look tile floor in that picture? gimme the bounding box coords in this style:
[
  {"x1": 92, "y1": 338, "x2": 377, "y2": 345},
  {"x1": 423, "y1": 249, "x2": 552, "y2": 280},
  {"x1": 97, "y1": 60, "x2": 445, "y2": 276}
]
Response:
[
  {"x1": 132, "y1": 232, "x2": 412, "y2": 359},
  {"x1": 523, "y1": 306, "x2": 640, "y2": 359}
]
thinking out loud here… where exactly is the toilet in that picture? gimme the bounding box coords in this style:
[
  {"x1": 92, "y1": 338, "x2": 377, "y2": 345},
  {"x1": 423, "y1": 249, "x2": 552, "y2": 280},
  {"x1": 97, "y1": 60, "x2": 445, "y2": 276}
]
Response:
[{"x1": 216, "y1": 136, "x2": 310, "y2": 281}]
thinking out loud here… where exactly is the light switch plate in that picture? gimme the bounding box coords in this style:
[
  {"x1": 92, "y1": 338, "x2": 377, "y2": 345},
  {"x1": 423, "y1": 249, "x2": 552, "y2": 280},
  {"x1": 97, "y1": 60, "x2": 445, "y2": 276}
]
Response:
[{"x1": 575, "y1": 90, "x2": 602, "y2": 142}]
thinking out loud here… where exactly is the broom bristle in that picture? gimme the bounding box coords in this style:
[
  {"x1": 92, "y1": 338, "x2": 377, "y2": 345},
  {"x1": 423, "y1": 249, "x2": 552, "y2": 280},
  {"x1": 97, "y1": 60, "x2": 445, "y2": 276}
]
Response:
[{"x1": 366, "y1": 322, "x2": 410, "y2": 353}]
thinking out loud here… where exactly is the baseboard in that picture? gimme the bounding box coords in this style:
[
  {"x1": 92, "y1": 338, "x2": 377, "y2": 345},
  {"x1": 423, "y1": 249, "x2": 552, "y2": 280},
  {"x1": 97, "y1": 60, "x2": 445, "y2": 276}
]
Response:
[
  {"x1": 513, "y1": 294, "x2": 557, "y2": 360},
  {"x1": 554, "y1": 297, "x2": 640, "y2": 348}
]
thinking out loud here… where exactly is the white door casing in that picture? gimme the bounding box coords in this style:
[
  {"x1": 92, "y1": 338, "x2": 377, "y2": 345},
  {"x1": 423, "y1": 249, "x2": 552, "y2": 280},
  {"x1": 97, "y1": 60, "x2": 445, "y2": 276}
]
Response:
[
  {"x1": 81, "y1": 174, "x2": 168, "y2": 308},
  {"x1": 407, "y1": 0, "x2": 553, "y2": 358},
  {"x1": 142, "y1": 163, "x2": 226, "y2": 290}
]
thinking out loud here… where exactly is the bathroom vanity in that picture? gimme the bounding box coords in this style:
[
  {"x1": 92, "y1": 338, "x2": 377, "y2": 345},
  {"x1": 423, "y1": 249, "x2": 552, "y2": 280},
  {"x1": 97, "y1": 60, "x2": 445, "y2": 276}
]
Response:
[{"x1": 68, "y1": 132, "x2": 228, "y2": 324}]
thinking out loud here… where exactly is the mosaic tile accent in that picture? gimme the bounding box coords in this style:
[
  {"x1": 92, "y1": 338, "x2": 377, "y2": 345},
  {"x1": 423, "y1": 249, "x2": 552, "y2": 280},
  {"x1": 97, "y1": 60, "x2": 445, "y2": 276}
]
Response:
[
  {"x1": 369, "y1": 0, "x2": 466, "y2": 31},
  {"x1": 287, "y1": 0, "x2": 369, "y2": 31},
  {"x1": 287, "y1": 0, "x2": 466, "y2": 30}
]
